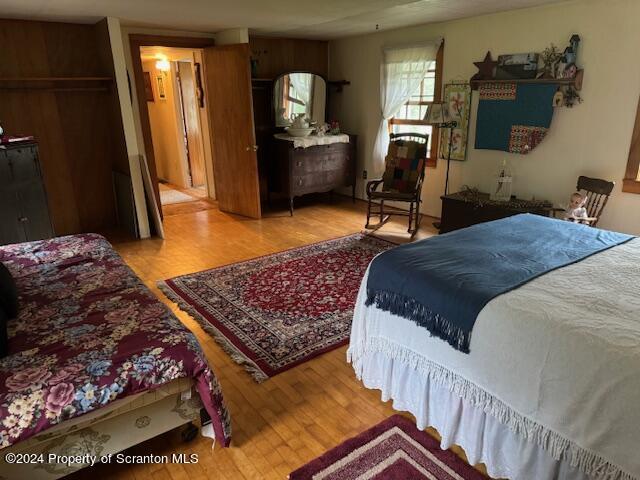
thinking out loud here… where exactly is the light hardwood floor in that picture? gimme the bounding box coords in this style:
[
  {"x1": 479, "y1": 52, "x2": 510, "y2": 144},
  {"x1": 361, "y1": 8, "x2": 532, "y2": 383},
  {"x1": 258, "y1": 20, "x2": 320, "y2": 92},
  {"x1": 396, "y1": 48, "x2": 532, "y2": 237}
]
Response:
[{"x1": 69, "y1": 196, "x2": 488, "y2": 480}]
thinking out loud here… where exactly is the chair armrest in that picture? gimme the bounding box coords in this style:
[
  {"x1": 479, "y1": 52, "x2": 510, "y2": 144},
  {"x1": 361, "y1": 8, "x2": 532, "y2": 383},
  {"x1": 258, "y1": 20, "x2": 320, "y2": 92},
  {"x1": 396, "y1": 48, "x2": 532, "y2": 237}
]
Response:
[{"x1": 366, "y1": 178, "x2": 384, "y2": 195}]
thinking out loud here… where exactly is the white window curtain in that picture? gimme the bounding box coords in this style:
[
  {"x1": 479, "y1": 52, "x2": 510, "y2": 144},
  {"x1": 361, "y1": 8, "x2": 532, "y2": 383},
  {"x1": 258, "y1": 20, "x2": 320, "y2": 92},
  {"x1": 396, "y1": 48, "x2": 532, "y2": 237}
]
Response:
[
  {"x1": 289, "y1": 72, "x2": 313, "y2": 117},
  {"x1": 372, "y1": 40, "x2": 441, "y2": 174}
]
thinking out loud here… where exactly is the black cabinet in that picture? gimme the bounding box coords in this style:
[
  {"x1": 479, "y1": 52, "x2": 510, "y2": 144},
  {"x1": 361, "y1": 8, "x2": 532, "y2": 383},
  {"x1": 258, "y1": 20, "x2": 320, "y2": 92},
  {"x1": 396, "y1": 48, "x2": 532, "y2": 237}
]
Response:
[
  {"x1": 440, "y1": 191, "x2": 552, "y2": 234},
  {"x1": 0, "y1": 141, "x2": 54, "y2": 245}
]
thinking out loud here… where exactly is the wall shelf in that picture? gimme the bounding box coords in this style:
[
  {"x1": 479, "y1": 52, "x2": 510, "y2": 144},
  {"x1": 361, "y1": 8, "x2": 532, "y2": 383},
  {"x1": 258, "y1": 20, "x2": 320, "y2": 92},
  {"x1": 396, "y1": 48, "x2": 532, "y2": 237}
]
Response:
[
  {"x1": 471, "y1": 69, "x2": 583, "y2": 91},
  {"x1": 328, "y1": 80, "x2": 351, "y2": 92}
]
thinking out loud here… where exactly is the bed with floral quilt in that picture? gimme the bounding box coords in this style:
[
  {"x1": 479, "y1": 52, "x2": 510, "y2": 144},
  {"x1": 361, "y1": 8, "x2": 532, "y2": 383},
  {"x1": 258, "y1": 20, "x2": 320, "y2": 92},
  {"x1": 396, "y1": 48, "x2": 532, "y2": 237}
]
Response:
[{"x1": 0, "y1": 234, "x2": 231, "y2": 479}]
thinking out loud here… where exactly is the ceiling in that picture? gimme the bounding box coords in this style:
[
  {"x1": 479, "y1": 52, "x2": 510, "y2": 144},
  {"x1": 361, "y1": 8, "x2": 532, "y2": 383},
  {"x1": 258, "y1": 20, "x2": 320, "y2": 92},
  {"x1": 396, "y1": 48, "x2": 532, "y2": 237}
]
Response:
[{"x1": 0, "y1": 0, "x2": 568, "y2": 39}]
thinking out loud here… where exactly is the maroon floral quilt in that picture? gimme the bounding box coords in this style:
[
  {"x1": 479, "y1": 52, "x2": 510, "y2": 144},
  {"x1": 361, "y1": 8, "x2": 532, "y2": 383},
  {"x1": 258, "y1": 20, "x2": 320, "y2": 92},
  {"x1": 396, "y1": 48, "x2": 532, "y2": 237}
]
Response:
[{"x1": 0, "y1": 234, "x2": 231, "y2": 449}]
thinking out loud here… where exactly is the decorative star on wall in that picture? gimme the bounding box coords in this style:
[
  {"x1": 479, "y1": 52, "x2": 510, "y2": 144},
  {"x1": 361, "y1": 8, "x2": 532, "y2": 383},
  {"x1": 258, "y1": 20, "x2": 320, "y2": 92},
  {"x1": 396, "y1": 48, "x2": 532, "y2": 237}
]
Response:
[{"x1": 471, "y1": 51, "x2": 498, "y2": 80}]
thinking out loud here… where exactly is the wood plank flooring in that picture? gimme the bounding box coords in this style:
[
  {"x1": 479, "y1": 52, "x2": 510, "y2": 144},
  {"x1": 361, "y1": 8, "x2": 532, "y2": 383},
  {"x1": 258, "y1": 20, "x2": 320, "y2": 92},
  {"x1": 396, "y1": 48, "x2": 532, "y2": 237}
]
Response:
[{"x1": 69, "y1": 196, "x2": 489, "y2": 479}]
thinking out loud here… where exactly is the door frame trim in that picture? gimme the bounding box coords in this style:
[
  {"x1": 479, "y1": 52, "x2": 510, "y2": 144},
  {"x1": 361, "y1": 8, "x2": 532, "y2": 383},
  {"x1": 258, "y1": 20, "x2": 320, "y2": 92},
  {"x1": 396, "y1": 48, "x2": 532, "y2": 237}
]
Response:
[{"x1": 129, "y1": 34, "x2": 215, "y2": 215}]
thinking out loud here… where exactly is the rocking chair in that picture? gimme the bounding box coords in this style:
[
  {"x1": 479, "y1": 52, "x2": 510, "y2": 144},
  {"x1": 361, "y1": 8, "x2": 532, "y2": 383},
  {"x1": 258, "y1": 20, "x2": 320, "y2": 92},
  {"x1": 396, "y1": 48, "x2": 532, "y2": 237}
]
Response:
[
  {"x1": 365, "y1": 133, "x2": 429, "y2": 236},
  {"x1": 554, "y1": 176, "x2": 615, "y2": 227}
]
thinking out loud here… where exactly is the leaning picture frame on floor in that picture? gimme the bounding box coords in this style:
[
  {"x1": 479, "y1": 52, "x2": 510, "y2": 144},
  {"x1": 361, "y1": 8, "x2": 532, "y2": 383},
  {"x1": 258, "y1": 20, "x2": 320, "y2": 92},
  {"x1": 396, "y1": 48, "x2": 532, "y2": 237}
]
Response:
[{"x1": 439, "y1": 83, "x2": 471, "y2": 161}]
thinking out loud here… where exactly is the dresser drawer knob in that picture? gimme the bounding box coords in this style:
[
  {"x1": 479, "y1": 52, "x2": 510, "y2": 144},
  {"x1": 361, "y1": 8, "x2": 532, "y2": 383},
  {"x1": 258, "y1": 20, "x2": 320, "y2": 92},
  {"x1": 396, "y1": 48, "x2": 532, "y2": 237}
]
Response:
[{"x1": 18, "y1": 216, "x2": 28, "y2": 223}]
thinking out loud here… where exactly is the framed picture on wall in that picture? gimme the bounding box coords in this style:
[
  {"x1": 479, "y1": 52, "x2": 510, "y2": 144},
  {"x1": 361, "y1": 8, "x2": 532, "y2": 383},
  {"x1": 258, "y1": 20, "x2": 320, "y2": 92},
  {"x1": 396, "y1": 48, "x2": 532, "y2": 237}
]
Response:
[
  {"x1": 156, "y1": 75, "x2": 166, "y2": 100},
  {"x1": 143, "y1": 72, "x2": 154, "y2": 102},
  {"x1": 439, "y1": 83, "x2": 471, "y2": 161}
]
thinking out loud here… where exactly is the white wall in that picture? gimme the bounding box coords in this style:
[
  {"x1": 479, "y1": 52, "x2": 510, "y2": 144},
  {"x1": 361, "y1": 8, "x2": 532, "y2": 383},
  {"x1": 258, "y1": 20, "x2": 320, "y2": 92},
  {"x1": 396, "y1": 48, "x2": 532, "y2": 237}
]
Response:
[
  {"x1": 329, "y1": 0, "x2": 640, "y2": 234},
  {"x1": 143, "y1": 60, "x2": 190, "y2": 187},
  {"x1": 105, "y1": 17, "x2": 151, "y2": 238}
]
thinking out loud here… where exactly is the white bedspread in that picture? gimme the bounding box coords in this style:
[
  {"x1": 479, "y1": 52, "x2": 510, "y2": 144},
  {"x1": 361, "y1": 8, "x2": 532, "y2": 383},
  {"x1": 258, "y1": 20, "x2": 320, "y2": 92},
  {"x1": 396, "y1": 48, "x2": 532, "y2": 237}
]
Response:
[{"x1": 348, "y1": 238, "x2": 640, "y2": 480}]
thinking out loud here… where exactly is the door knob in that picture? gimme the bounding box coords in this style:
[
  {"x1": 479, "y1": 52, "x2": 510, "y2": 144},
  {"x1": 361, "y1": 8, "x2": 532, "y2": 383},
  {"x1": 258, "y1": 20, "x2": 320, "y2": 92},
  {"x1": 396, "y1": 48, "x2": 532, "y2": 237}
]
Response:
[{"x1": 245, "y1": 145, "x2": 259, "y2": 152}]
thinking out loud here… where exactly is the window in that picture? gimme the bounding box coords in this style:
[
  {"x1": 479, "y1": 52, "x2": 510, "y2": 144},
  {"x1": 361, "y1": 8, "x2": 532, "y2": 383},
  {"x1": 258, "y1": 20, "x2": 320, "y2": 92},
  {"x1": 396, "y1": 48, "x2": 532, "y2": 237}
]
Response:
[
  {"x1": 623, "y1": 96, "x2": 640, "y2": 193},
  {"x1": 281, "y1": 76, "x2": 307, "y2": 119},
  {"x1": 389, "y1": 43, "x2": 443, "y2": 167}
]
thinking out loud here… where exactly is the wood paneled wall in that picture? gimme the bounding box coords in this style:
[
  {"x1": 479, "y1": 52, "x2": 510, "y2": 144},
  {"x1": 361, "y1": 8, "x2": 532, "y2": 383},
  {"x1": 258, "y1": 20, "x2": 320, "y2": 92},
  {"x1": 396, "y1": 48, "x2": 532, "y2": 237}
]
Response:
[
  {"x1": 249, "y1": 36, "x2": 328, "y2": 79},
  {"x1": 0, "y1": 18, "x2": 129, "y2": 235}
]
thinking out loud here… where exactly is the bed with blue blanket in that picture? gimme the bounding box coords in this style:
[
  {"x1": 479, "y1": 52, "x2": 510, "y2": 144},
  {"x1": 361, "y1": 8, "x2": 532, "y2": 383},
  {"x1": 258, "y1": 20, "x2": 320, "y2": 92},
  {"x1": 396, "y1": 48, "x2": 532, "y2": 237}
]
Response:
[{"x1": 348, "y1": 214, "x2": 640, "y2": 480}]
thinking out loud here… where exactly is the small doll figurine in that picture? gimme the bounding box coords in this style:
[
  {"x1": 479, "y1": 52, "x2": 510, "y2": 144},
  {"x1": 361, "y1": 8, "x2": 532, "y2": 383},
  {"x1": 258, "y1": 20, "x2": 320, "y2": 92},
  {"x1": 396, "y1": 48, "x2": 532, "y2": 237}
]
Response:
[
  {"x1": 315, "y1": 122, "x2": 329, "y2": 137},
  {"x1": 564, "y1": 192, "x2": 596, "y2": 224}
]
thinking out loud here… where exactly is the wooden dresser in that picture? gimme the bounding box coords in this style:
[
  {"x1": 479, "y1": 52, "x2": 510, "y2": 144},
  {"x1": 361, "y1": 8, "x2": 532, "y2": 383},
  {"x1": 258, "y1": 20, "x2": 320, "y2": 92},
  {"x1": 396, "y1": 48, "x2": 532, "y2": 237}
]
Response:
[
  {"x1": 271, "y1": 136, "x2": 357, "y2": 214},
  {"x1": 0, "y1": 141, "x2": 54, "y2": 245},
  {"x1": 440, "y1": 190, "x2": 553, "y2": 234}
]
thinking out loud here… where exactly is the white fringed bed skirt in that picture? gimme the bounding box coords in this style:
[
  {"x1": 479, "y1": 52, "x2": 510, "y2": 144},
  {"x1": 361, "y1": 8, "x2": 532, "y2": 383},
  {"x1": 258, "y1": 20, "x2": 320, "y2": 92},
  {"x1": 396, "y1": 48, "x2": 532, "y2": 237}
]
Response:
[
  {"x1": 349, "y1": 348, "x2": 588, "y2": 480},
  {"x1": 349, "y1": 240, "x2": 640, "y2": 480}
]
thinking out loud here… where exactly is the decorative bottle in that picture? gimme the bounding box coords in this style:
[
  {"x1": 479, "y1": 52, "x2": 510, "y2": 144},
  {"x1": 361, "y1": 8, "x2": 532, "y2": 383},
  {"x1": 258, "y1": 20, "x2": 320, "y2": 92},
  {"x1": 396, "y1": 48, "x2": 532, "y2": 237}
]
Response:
[{"x1": 490, "y1": 158, "x2": 513, "y2": 202}]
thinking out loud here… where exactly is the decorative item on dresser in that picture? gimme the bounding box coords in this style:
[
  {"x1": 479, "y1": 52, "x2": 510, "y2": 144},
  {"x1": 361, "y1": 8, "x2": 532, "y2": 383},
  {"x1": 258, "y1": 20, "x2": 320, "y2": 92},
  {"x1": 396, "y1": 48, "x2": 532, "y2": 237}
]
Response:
[
  {"x1": 271, "y1": 134, "x2": 357, "y2": 215},
  {"x1": 0, "y1": 139, "x2": 54, "y2": 245},
  {"x1": 439, "y1": 188, "x2": 553, "y2": 233}
]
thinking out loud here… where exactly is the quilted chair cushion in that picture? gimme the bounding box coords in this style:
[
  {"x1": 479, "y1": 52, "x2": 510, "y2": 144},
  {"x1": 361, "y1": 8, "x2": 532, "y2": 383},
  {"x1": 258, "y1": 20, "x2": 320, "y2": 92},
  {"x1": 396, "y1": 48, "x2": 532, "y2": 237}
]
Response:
[{"x1": 381, "y1": 140, "x2": 427, "y2": 194}]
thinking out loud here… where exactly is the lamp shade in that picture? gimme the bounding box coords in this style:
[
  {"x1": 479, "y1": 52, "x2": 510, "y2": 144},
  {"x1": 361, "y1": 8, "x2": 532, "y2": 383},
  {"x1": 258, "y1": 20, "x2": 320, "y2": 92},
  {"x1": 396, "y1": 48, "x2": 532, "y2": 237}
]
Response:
[{"x1": 423, "y1": 101, "x2": 454, "y2": 125}]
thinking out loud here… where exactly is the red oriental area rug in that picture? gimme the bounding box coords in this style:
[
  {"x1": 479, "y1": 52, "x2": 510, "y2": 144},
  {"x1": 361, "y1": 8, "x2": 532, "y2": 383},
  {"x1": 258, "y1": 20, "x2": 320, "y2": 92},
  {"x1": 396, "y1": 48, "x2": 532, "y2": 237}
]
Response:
[
  {"x1": 289, "y1": 415, "x2": 488, "y2": 480},
  {"x1": 159, "y1": 234, "x2": 393, "y2": 382}
]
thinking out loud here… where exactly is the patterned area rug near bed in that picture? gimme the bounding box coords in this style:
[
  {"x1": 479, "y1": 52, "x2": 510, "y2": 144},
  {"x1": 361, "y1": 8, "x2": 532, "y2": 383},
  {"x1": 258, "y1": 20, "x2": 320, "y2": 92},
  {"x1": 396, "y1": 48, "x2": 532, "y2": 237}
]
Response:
[
  {"x1": 289, "y1": 415, "x2": 488, "y2": 480},
  {"x1": 159, "y1": 234, "x2": 394, "y2": 382}
]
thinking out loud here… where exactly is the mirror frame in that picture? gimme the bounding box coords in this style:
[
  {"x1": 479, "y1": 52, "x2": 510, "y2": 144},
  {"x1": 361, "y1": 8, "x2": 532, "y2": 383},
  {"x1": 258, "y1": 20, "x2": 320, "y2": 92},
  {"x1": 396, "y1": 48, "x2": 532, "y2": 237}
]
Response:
[{"x1": 272, "y1": 71, "x2": 328, "y2": 129}]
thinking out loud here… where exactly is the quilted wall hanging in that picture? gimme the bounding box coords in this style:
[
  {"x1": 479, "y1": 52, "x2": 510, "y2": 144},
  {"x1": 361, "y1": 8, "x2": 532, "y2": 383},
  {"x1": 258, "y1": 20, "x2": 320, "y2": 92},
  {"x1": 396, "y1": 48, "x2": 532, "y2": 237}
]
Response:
[
  {"x1": 439, "y1": 83, "x2": 471, "y2": 161},
  {"x1": 475, "y1": 82, "x2": 558, "y2": 154}
]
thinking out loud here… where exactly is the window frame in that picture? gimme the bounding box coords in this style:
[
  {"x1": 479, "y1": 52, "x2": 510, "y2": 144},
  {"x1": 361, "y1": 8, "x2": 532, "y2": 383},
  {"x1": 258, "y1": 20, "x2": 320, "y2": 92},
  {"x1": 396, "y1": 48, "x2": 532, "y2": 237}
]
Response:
[
  {"x1": 623, "y1": 95, "x2": 640, "y2": 193},
  {"x1": 388, "y1": 42, "x2": 444, "y2": 168}
]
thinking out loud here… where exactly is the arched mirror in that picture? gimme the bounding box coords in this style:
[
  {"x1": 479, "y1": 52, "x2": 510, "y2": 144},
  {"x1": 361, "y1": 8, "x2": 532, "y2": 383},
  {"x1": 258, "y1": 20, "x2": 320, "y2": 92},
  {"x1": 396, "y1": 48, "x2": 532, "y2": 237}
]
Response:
[{"x1": 273, "y1": 72, "x2": 326, "y2": 127}]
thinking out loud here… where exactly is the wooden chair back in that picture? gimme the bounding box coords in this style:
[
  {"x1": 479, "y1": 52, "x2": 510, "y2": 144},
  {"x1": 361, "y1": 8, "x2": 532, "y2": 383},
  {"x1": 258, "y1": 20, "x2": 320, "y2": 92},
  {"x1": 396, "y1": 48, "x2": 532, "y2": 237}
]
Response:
[
  {"x1": 576, "y1": 175, "x2": 615, "y2": 227},
  {"x1": 386, "y1": 133, "x2": 429, "y2": 194},
  {"x1": 390, "y1": 132, "x2": 429, "y2": 144}
]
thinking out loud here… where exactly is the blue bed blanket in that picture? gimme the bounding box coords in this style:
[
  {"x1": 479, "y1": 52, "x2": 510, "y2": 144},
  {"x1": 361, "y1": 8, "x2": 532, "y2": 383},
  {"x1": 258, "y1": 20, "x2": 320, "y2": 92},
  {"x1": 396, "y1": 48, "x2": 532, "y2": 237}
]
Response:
[{"x1": 365, "y1": 214, "x2": 634, "y2": 353}]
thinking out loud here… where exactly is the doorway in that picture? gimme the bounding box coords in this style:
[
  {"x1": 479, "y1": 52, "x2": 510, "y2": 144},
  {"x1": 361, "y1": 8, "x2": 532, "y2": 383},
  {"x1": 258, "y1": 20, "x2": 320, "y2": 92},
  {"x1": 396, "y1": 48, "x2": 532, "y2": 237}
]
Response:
[
  {"x1": 139, "y1": 46, "x2": 215, "y2": 211},
  {"x1": 131, "y1": 36, "x2": 262, "y2": 222}
]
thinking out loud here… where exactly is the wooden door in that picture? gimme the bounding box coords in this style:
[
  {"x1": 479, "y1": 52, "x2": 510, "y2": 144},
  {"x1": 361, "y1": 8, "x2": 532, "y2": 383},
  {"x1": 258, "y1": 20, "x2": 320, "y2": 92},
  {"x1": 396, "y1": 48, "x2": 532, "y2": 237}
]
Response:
[
  {"x1": 177, "y1": 61, "x2": 206, "y2": 187},
  {"x1": 202, "y1": 44, "x2": 261, "y2": 219}
]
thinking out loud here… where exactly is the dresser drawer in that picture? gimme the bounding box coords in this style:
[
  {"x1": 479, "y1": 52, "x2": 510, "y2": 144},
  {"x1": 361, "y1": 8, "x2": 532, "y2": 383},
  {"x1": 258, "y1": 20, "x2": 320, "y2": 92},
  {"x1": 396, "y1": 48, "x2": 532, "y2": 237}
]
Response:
[
  {"x1": 271, "y1": 136, "x2": 357, "y2": 213},
  {"x1": 292, "y1": 152, "x2": 351, "y2": 174},
  {"x1": 291, "y1": 168, "x2": 353, "y2": 195}
]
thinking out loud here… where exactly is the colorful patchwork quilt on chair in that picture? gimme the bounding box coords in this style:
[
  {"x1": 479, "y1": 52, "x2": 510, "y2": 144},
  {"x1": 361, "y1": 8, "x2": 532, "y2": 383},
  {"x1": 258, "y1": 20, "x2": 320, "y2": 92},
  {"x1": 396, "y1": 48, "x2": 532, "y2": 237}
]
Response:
[
  {"x1": 475, "y1": 83, "x2": 557, "y2": 154},
  {"x1": 381, "y1": 141, "x2": 427, "y2": 193}
]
